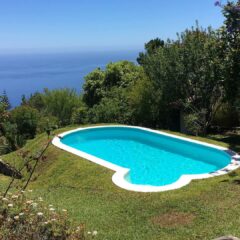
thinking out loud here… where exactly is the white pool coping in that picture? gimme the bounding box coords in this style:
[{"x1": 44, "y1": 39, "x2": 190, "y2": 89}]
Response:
[{"x1": 52, "y1": 125, "x2": 240, "y2": 192}]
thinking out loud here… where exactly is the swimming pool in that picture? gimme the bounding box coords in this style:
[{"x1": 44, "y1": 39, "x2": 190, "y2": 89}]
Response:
[{"x1": 52, "y1": 126, "x2": 240, "y2": 192}]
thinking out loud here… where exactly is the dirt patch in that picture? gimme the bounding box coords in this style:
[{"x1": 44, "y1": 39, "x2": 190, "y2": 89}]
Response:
[{"x1": 150, "y1": 212, "x2": 195, "y2": 227}]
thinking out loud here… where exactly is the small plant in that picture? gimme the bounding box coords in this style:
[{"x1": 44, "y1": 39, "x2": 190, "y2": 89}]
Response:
[{"x1": 0, "y1": 191, "x2": 88, "y2": 240}]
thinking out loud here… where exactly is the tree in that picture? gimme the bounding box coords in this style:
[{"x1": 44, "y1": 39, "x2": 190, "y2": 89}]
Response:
[
  {"x1": 43, "y1": 88, "x2": 81, "y2": 126},
  {"x1": 71, "y1": 103, "x2": 88, "y2": 124},
  {"x1": 0, "y1": 90, "x2": 11, "y2": 110},
  {"x1": 88, "y1": 87, "x2": 131, "y2": 124},
  {"x1": 21, "y1": 95, "x2": 27, "y2": 106},
  {"x1": 11, "y1": 105, "x2": 39, "y2": 139},
  {"x1": 220, "y1": 0, "x2": 240, "y2": 120},
  {"x1": 1, "y1": 122, "x2": 20, "y2": 151},
  {"x1": 83, "y1": 61, "x2": 144, "y2": 109},
  {"x1": 82, "y1": 68, "x2": 105, "y2": 107},
  {"x1": 137, "y1": 38, "x2": 164, "y2": 65},
  {"x1": 104, "y1": 61, "x2": 142, "y2": 88},
  {"x1": 180, "y1": 27, "x2": 225, "y2": 134},
  {"x1": 27, "y1": 92, "x2": 45, "y2": 111},
  {"x1": 0, "y1": 93, "x2": 11, "y2": 137},
  {"x1": 128, "y1": 74, "x2": 159, "y2": 127},
  {"x1": 140, "y1": 38, "x2": 184, "y2": 129},
  {"x1": 141, "y1": 26, "x2": 225, "y2": 134}
]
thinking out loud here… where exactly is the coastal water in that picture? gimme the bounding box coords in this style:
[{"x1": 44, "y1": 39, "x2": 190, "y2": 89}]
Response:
[{"x1": 0, "y1": 51, "x2": 138, "y2": 107}]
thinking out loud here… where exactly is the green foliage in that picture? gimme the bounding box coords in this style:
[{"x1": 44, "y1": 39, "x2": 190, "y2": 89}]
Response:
[
  {"x1": 11, "y1": 106, "x2": 39, "y2": 139},
  {"x1": 220, "y1": 1, "x2": 240, "y2": 118},
  {"x1": 212, "y1": 102, "x2": 239, "y2": 128},
  {"x1": 83, "y1": 61, "x2": 143, "y2": 107},
  {"x1": 82, "y1": 19, "x2": 239, "y2": 133},
  {"x1": 0, "y1": 91, "x2": 11, "y2": 110},
  {"x1": 180, "y1": 27, "x2": 224, "y2": 134},
  {"x1": 183, "y1": 113, "x2": 204, "y2": 136},
  {"x1": 128, "y1": 76, "x2": 159, "y2": 127},
  {"x1": 37, "y1": 115, "x2": 59, "y2": 133},
  {"x1": 141, "y1": 26, "x2": 226, "y2": 134},
  {"x1": 83, "y1": 61, "x2": 147, "y2": 125},
  {"x1": 27, "y1": 92, "x2": 45, "y2": 112},
  {"x1": 71, "y1": 106, "x2": 88, "y2": 125},
  {"x1": 137, "y1": 38, "x2": 165, "y2": 65},
  {"x1": 83, "y1": 68, "x2": 105, "y2": 107},
  {"x1": 21, "y1": 94, "x2": 27, "y2": 106},
  {"x1": 1, "y1": 122, "x2": 20, "y2": 151},
  {"x1": 88, "y1": 88, "x2": 131, "y2": 124},
  {"x1": 43, "y1": 88, "x2": 81, "y2": 126},
  {"x1": 103, "y1": 61, "x2": 140, "y2": 89}
]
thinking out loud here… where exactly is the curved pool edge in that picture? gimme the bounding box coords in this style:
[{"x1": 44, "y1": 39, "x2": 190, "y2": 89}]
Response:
[{"x1": 52, "y1": 125, "x2": 240, "y2": 192}]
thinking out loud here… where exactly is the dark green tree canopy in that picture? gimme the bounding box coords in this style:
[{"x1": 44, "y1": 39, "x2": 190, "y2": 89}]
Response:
[{"x1": 137, "y1": 38, "x2": 165, "y2": 65}]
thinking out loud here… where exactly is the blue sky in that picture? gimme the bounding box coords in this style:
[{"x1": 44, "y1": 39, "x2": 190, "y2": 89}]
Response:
[{"x1": 0, "y1": 0, "x2": 224, "y2": 53}]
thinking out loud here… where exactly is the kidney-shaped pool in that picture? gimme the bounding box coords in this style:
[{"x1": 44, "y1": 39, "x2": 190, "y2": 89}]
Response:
[{"x1": 52, "y1": 126, "x2": 240, "y2": 192}]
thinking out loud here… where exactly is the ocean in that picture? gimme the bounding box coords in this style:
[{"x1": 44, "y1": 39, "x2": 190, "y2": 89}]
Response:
[{"x1": 0, "y1": 50, "x2": 139, "y2": 107}]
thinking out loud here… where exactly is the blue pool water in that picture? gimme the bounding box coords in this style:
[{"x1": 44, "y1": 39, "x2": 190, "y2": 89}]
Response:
[{"x1": 61, "y1": 127, "x2": 231, "y2": 186}]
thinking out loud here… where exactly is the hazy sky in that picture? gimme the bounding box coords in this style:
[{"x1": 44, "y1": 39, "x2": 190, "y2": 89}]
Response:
[{"x1": 0, "y1": 0, "x2": 224, "y2": 53}]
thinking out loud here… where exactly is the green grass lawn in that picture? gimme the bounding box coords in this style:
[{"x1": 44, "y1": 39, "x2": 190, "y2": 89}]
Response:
[{"x1": 0, "y1": 125, "x2": 240, "y2": 240}]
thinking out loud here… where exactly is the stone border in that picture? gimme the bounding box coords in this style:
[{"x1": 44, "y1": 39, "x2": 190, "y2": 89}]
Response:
[{"x1": 52, "y1": 125, "x2": 240, "y2": 192}]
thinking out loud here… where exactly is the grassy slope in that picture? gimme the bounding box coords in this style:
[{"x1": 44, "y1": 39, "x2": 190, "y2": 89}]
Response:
[{"x1": 1, "y1": 125, "x2": 240, "y2": 240}]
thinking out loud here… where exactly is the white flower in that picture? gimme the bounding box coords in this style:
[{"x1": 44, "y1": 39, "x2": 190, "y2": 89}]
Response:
[
  {"x1": 87, "y1": 232, "x2": 91, "y2": 235},
  {"x1": 62, "y1": 209, "x2": 67, "y2": 212},
  {"x1": 19, "y1": 213, "x2": 24, "y2": 216},
  {"x1": 8, "y1": 203, "x2": 13, "y2": 208},
  {"x1": 38, "y1": 197, "x2": 43, "y2": 202},
  {"x1": 11, "y1": 195, "x2": 18, "y2": 199},
  {"x1": 37, "y1": 212, "x2": 43, "y2": 216},
  {"x1": 28, "y1": 190, "x2": 33, "y2": 193},
  {"x1": 92, "y1": 230, "x2": 98, "y2": 236},
  {"x1": 44, "y1": 221, "x2": 49, "y2": 225},
  {"x1": 49, "y1": 204, "x2": 53, "y2": 207},
  {"x1": 31, "y1": 202, "x2": 38, "y2": 208},
  {"x1": 21, "y1": 190, "x2": 25, "y2": 193},
  {"x1": 14, "y1": 215, "x2": 19, "y2": 220},
  {"x1": 26, "y1": 200, "x2": 33, "y2": 204},
  {"x1": 51, "y1": 218, "x2": 56, "y2": 222},
  {"x1": 49, "y1": 208, "x2": 55, "y2": 211},
  {"x1": 2, "y1": 198, "x2": 8, "y2": 202}
]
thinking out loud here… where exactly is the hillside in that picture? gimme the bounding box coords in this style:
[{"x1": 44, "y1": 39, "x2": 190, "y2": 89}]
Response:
[{"x1": 1, "y1": 125, "x2": 240, "y2": 240}]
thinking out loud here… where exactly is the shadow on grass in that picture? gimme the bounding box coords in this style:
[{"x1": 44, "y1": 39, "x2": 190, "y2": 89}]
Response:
[
  {"x1": 232, "y1": 179, "x2": 240, "y2": 185},
  {"x1": 209, "y1": 133, "x2": 240, "y2": 153}
]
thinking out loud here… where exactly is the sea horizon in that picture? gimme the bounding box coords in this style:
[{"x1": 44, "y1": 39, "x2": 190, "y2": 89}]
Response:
[{"x1": 0, "y1": 50, "x2": 139, "y2": 107}]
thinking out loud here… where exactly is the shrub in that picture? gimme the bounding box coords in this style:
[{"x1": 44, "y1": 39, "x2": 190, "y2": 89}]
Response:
[
  {"x1": 37, "y1": 115, "x2": 59, "y2": 134},
  {"x1": 11, "y1": 106, "x2": 39, "y2": 139},
  {"x1": 71, "y1": 106, "x2": 89, "y2": 125},
  {"x1": 0, "y1": 191, "x2": 91, "y2": 240}
]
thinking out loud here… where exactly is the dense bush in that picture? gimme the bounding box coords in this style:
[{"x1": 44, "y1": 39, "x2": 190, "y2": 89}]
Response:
[
  {"x1": 42, "y1": 88, "x2": 81, "y2": 126},
  {"x1": 83, "y1": 61, "x2": 149, "y2": 125},
  {"x1": 11, "y1": 106, "x2": 39, "y2": 139}
]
